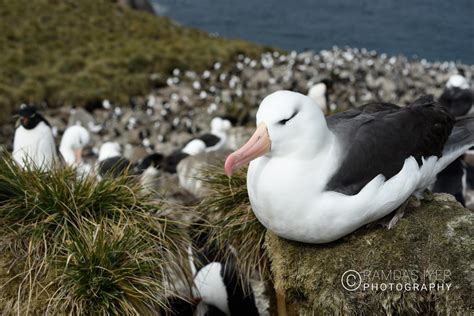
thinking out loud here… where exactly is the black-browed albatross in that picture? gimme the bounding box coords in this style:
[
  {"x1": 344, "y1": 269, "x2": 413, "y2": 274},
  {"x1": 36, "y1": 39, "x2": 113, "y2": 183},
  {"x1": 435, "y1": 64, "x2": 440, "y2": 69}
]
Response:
[
  {"x1": 432, "y1": 73, "x2": 473, "y2": 206},
  {"x1": 438, "y1": 73, "x2": 473, "y2": 117},
  {"x1": 224, "y1": 91, "x2": 474, "y2": 243},
  {"x1": 59, "y1": 125, "x2": 90, "y2": 167}
]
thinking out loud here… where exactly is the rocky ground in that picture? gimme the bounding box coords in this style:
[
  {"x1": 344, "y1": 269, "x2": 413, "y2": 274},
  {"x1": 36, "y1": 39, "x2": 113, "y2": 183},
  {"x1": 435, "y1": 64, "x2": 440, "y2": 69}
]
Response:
[
  {"x1": 266, "y1": 193, "x2": 473, "y2": 314},
  {"x1": 3, "y1": 47, "x2": 474, "y2": 200},
  {"x1": 4, "y1": 47, "x2": 473, "y2": 149},
  {"x1": 2, "y1": 46, "x2": 473, "y2": 193}
]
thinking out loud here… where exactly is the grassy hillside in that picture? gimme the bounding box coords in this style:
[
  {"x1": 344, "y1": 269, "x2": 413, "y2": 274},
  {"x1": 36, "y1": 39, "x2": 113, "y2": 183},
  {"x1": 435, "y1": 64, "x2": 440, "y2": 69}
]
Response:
[{"x1": 0, "y1": 0, "x2": 268, "y2": 122}]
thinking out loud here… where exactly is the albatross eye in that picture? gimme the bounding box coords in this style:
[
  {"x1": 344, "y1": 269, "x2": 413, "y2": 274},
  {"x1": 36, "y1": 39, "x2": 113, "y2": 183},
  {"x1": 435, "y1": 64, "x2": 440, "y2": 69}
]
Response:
[{"x1": 278, "y1": 111, "x2": 298, "y2": 125}]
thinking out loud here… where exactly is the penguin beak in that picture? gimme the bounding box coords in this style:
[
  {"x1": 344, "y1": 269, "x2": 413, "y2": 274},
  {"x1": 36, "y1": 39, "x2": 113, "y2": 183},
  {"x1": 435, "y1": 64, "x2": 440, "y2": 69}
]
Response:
[{"x1": 224, "y1": 123, "x2": 270, "y2": 176}]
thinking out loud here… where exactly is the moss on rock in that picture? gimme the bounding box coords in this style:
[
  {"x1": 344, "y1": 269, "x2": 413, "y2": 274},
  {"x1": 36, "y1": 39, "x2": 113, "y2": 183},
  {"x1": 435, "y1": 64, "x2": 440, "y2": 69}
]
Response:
[{"x1": 265, "y1": 194, "x2": 473, "y2": 315}]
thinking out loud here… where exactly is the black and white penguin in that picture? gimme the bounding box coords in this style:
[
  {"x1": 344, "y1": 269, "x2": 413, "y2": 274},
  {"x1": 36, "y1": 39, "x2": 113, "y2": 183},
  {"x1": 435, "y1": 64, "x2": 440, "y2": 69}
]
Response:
[
  {"x1": 192, "y1": 258, "x2": 259, "y2": 316},
  {"x1": 13, "y1": 105, "x2": 57, "y2": 170},
  {"x1": 189, "y1": 225, "x2": 259, "y2": 316}
]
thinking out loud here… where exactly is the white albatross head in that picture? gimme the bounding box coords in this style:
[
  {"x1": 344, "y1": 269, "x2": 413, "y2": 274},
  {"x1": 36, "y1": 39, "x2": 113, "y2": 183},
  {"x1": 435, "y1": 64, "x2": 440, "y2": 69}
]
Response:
[
  {"x1": 446, "y1": 74, "x2": 469, "y2": 90},
  {"x1": 307, "y1": 82, "x2": 328, "y2": 114},
  {"x1": 98, "y1": 142, "x2": 121, "y2": 162},
  {"x1": 224, "y1": 90, "x2": 328, "y2": 176},
  {"x1": 59, "y1": 125, "x2": 90, "y2": 166},
  {"x1": 211, "y1": 117, "x2": 232, "y2": 135},
  {"x1": 182, "y1": 139, "x2": 206, "y2": 156}
]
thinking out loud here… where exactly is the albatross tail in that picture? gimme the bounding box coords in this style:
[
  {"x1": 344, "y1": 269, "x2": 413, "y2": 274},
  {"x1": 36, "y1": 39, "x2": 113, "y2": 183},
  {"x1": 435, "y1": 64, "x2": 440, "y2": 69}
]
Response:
[
  {"x1": 413, "y1": 116, "x2": 474, "y2": 195},
  {"x1": 436, "y1": 116, "x2": 474, "y2": 174},
  {"x1": 443, "y1": 116, "x2": 474, "y2": 155}
]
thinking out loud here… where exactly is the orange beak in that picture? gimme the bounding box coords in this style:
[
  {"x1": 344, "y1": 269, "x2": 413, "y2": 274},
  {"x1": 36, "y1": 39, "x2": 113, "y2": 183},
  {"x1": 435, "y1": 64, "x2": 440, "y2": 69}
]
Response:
[
  {"x1": 224, "y1": 123, "x2": 271, "y2": 176},
  {"x1": 74, "y1": 147, "x2": 83, "y2": 164}
]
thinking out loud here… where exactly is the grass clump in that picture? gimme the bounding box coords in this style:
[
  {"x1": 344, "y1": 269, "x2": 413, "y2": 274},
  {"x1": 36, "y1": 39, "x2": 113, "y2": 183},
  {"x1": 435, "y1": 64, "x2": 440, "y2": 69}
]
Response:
[
  {"x1": 194, "y1": 164, "x2": 269, "y2": 281},
  {"x1": 51, "y1": 219, "x2": 166, "y2": 314},
  {"x1": 0, "y1": 154, "x2": 191, "y2": 314},
  {"x1": 0, "y1": 0, "x2": 269, "y2": 122}
]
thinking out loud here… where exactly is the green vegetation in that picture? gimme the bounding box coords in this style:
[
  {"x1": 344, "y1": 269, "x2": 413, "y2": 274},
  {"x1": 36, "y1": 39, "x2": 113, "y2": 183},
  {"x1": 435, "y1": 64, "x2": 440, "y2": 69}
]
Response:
[
  {"x1": 195, "y1": 164, "x2": 269, "y2": 280},
  {"x1": 0, "y1": 154, "x2": 191, "y2": 314},
  {"x1": 0, "y1": 0, "x2": 268, "y2": 122}
]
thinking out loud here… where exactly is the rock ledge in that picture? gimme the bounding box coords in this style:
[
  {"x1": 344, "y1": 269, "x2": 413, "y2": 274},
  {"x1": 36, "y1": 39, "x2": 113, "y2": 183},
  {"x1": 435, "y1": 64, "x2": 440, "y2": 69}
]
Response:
[{"x1": 265, "y1": 194, "x2": 473, "y2": 315}]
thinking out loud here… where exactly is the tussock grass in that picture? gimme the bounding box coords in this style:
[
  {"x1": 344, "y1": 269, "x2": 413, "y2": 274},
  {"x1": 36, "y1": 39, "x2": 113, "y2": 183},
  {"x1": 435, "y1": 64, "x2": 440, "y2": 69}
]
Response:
[
  {"x1": 50, "y1": 219, "x2": 165, "y2": 314},
  {"x1": 0, "y1": 154, "x2": 191, "y2": 314},
  {"x1": 194, "y1": 164, "x2": 269, "y2": 281}
]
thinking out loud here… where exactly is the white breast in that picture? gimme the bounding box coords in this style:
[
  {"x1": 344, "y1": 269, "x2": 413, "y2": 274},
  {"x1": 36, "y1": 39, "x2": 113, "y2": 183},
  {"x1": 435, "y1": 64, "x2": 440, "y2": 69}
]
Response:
[
  {"x1": 13, "y1": 122, "x2": 57, "y2": 170},
  {"x1": 247, "y1": 152, "x2": 436, "y2": 243}
]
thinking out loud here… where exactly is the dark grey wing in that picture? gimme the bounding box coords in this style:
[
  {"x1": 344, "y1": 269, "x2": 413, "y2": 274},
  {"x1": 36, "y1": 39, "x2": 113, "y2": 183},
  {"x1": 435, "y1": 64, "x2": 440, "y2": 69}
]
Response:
[
  {"x1": 358, "y1": 102, "x2": 401, "y2": 113},
  {"x1": 197, "y1": 133, "x2": 221, "y2": 147},
  {"x1": 162, "y1": 150, "x2": 189, "y2": 174},
  {"x1": 443, "y1": 116, "x2": 474, "y2": 153},
  {"x1": 134, "y1": 153, "x2": 164, "y2": 173},
  {"x1": 326, "y1": 102, "x2": 401, "y2": 151},
  {"x1": 326, "y1": 96, "x2": 454, "y2": 195},
  {"x1": 439, "y1": 87, "x2": 473, "y2": 117},
  {"x1": 98, "y1": 156, "x2": 132, "y2": 177}
]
